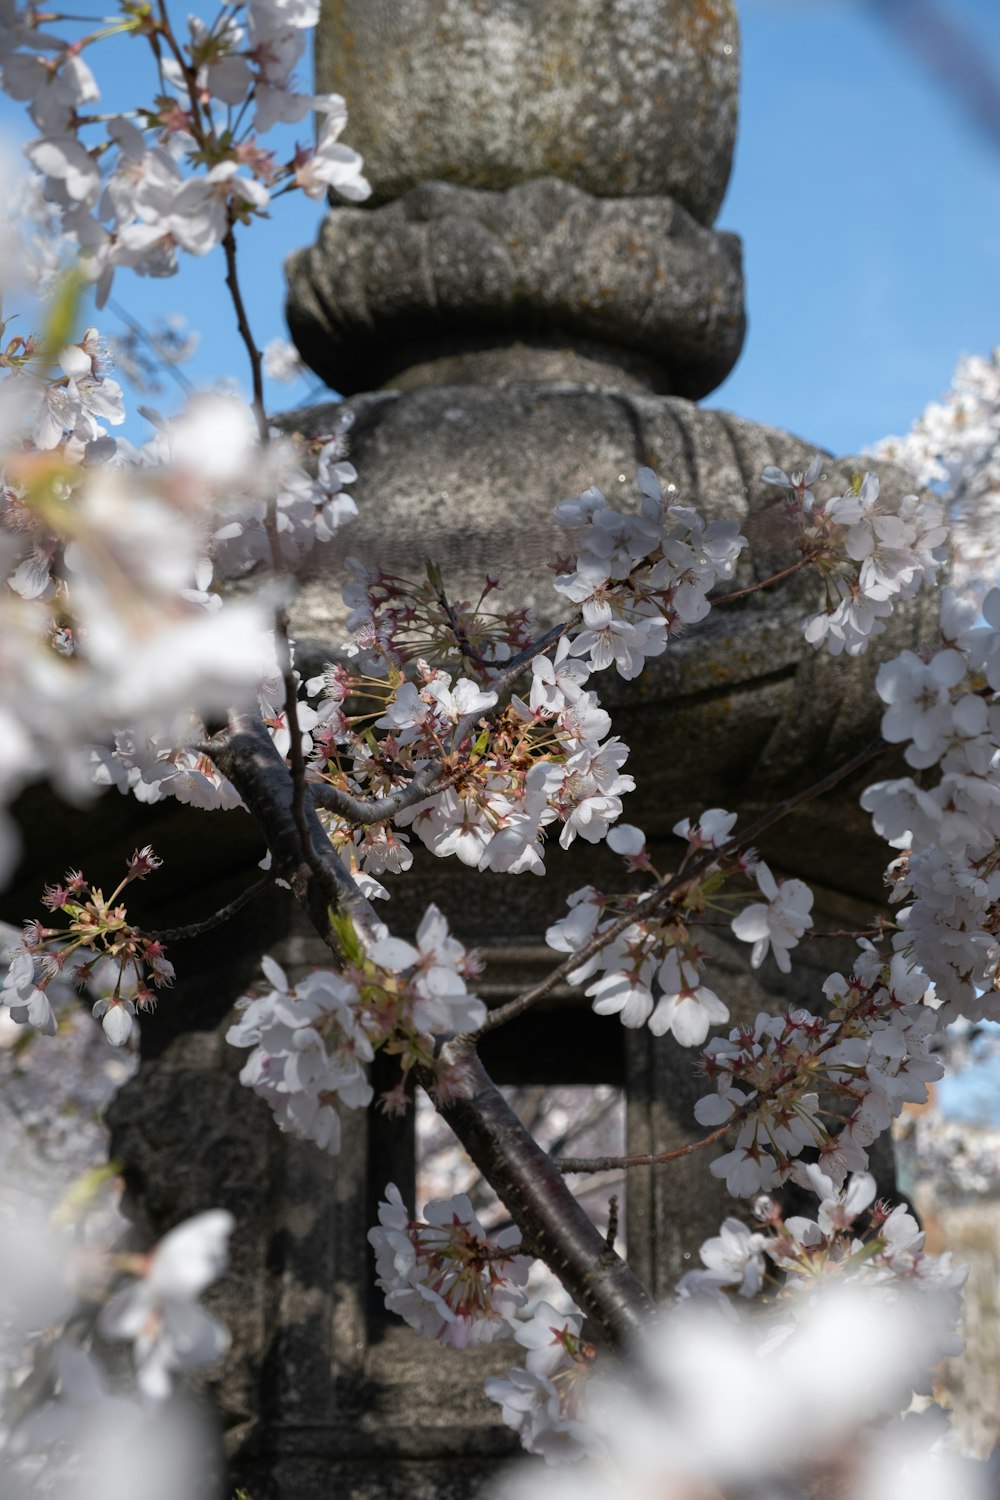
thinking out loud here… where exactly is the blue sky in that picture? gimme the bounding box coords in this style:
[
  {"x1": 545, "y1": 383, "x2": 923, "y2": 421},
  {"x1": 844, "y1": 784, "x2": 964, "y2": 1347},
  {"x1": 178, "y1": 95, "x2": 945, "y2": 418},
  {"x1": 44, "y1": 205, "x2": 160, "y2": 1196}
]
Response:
[
  {"x1": 2, "y1": 0, "x2": 1000, "y2": 457},
  {"x1": 708, "y1": 0, "x2": 1000, "y2": 456}
]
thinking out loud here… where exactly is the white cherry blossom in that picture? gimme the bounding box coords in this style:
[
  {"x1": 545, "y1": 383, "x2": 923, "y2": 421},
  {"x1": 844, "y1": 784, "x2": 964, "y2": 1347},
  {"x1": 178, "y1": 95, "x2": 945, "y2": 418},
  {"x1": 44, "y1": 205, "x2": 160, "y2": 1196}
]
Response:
[
  {"x1": 730, "y1": 862, "x2": 813, "y2": 973},
  {"x1": 369, "y1": 1185, "x2": 529, "y2": 1349},
  {"x1": 98, "y1": 1211, "x2": 234, "y2": 1399},
  {"x1": 168, "y1": 162, "x2": 269, "y2": 255},
  {"x1": 677, "y1": 1217, "x2": 768, "y2": 1298},
  {"x1": 649, "y1": 948, "x2": 729, "y2": 1045}
]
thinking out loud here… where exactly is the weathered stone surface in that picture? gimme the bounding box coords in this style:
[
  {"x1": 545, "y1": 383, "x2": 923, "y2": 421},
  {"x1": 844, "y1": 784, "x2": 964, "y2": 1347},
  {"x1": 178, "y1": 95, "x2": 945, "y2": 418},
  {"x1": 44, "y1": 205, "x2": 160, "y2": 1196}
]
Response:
[
  {"x1": 285, "y1": 180, "x2": 746, "y2": 400},
  {"x1": 317, "y1": 0, "x2": 740, "y2": 226}
]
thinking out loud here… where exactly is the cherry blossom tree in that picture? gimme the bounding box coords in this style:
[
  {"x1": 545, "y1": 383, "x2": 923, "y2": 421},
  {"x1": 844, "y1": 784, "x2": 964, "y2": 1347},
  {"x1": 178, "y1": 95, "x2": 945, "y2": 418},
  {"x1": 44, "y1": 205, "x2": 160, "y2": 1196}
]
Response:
[{"x1": 0, "y1": 3, "x2": 999, "y2": 1497}]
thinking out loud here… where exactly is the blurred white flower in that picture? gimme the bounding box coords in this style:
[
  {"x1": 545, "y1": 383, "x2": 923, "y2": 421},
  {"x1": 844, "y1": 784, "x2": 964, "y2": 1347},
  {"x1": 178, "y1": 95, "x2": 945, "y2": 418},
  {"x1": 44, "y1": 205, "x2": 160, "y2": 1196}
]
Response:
[
  {"x1": 263, "y1": 337, "x2": 307, "y2": 384},
  {"x1": 98, "y1": 1210, "x2": 234, "y2": 1399}
]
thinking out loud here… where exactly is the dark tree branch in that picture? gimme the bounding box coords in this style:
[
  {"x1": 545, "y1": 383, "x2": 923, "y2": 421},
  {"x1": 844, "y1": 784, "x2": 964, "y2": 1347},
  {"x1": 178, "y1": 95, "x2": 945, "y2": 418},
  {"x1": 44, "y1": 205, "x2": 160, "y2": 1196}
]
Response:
[
  {"x1": 421, "y1": 1038, "x2": 656, "y2": 1350},
  {"x1": 147, "y1": 873, "x2": 273, "y2": 942},
  {"x1": 205, "y1": 708, "x2": 383, "y2": 954},
  {"x1": 209, "y1": 710, "x2": 660, "y2": 1340},
  {"x1": 308, "y1": 761, "x2": 465, "y2": 825},
  {"x1": 605, "y1": 1194, "x2": 619, "y2": 1254},
  {"x1": 221, "y1": 225, "x2": 266, "y2": 441}
]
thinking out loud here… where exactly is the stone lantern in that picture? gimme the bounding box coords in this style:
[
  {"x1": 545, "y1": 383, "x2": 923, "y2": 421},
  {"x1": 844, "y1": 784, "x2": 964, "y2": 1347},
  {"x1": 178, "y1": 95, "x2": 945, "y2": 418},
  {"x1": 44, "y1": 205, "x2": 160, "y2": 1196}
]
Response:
[{"x1": 72, "y1": 2, "x2": 936, "y2": 1495}]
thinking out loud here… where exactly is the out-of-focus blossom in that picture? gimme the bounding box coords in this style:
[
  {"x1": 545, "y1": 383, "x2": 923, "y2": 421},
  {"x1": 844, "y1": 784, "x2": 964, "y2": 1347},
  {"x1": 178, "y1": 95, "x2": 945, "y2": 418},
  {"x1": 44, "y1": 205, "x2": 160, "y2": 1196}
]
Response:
[{"x1": 98, "y1": 1209, "x2": 234, "y2": 1399}]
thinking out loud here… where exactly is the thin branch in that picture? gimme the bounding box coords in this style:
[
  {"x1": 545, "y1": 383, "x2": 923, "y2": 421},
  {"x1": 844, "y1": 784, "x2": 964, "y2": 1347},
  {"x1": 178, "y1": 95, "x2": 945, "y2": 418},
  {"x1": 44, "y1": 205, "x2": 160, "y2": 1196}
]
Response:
[
  {"x1": 221, "y1": 224, "x2": 266, "y2": 441},
  {"x1": 713, "y1": 554, "x2": 816, "y2": 605},
  {"x1": 146, "y1": 874, "x2": 273, "y2": 942},
  {"x1": 106, "y1": 296, "x2": 194, "y2": 394},
  {"x1": 219, "y1": 220, "x2": 331, "y2": 916},
  {"x1": 556, "y1": 1124, "x2": 732, "y2": 1176},
  {"x1": 153, "y1": 0, "x2": 210, "y2": 144},
  {"x1": 558, "y1": 978, "x2": 886, "y2": 1176},
  {"x1": 307, "y1": 759, "x2": 465, "y2": 825},
  {"x1": 709, "y1": 735, "x2": 888, "y2": 860},
  {"x1": 476, "y1": 736, "x2": 888, "y2": 1036},
  {"x1": 604, "y1": 1194, "x2": 619, "y2": 1253}
]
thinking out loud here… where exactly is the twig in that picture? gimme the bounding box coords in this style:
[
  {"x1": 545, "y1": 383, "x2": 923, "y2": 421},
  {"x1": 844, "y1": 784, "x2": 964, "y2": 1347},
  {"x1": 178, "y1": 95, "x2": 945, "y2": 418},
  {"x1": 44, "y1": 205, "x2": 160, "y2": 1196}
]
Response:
[
  {"x1": 476, "y1": 736, "x2": 888, "y2": 1036},
  {"x1": 486, "y1": 618, "x2": 576, "y2": 685},
  {"x1": 106, "y1": 296, "x2": 194, "y2": 394},
  {"x1": 604, "y1": 1194, "x2": 619, "y2": 1254},
  {"x1": 556, "y1": 1124, "x2": 732, "y2": 1176},
  {"x1": 435, "y1": 584, "x2": 491, "y2": 667},
  {"x1": 713, "y1": 554, "x2": 816, "y2": 605},
  {"x1": 146, "y1": 874, "x2": 273, "y2": 942},
  {"x1": 221, "y1": 224, "x2": 266, "y2": 441}
]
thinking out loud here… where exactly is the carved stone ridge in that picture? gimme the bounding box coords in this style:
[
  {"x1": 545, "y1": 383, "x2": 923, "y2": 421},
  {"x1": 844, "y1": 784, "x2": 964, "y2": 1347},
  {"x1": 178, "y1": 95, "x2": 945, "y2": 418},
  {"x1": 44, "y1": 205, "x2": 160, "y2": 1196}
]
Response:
[{"x1": 286, "y1": 179, "x2": 746, "y2": 399}]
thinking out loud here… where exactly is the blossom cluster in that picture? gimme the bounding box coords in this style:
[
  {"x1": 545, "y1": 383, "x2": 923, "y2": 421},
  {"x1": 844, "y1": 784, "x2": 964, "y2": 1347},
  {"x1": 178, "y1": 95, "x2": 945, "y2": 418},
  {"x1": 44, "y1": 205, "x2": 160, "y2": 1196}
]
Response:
[
  {"x1": 485, "y1": 1300, "x2": 597, "y2": 1464},
  {"x1": 543, "y1": 813, "x2": 812, "y2": 1048},
  {"x1": 553, "y1": 467, "x2": 746, "y2": 679},
  {"x1": 306, "y1": 644, "x2": 636, "y2": 878},
  {"x1": 694, "y1": 946, "x2": 940, "y2": 1197},
  {"x1": 0, "y1": 0, "x2": 369, "y2": 310},
  {"x1": 862, "y1": 588, "x2": 1000, "y2": 1016},
  {"x1": 0, "y1": 376, "x2": 271, "y2": 872},
  {"x1": 870, "y1": 345, "x2": 1000, "y2": 608},
  {"x1": 226, "y1": 954, "x2": 375, "y2": 1154},
  {"x1": 0, "y1": 325, "x2": 363, "y2": 845},
  {"x1": 227, "y1": 905, "x2": 486, "y2": 1150},
  {"x1": 299, "y1": 470, "x2": 756, "y2": 885},
  {"x1": 368, "y1": 1184, "x2": 530, "y2": 1348},
  {"x1": 762, "y1": 458, "x2": 947, "y2": 656},
  {"x1": 545, "y1": 881, "x2": 729, "y2": 1046},
  {"x1": 492, "y1": 1171, "x2": 974, "y2": 1491},
  {"x1": 1, "y1": 847, "x2": 173, "y2": 1046},
  {"x1": 680, "y1": 1166, "x2": 966, "y2": 1382}
]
